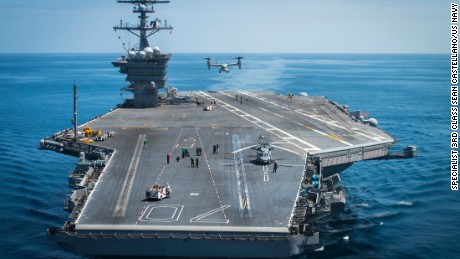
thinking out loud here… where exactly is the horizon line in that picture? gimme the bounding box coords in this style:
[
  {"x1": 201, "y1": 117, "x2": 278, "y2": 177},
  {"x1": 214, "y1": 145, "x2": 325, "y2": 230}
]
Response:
[{"x1": 0, "y1": 52, "x2": 449, "y2": 55}]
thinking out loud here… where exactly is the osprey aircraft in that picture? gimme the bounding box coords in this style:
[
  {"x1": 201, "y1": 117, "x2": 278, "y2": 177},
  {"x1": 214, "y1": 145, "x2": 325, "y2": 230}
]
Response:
[{"x1": 205, "y1": 57, "x2": 243, "y2": 73}]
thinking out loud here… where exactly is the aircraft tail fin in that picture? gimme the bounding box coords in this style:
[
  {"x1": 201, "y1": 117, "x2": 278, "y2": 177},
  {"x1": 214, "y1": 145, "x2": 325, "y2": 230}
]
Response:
[
  {"x1": 204, "y1": 57, "x2": 212, "y2": 70},
  {"x1": 235, "y1": 56, "x2": 244, "y2": 69}
]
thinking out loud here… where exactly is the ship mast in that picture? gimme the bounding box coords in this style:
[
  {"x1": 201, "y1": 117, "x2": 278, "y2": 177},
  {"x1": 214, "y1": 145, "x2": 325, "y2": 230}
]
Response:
[
  {"x1": 114, "y1": 0, "x2": 173, "y2": 50},
  {"x1": 112, "y1": 0, "x2": 173, "y2": 108},
  {"x1": 73, "y1": 81, "x2": 78, "y2": 141}
]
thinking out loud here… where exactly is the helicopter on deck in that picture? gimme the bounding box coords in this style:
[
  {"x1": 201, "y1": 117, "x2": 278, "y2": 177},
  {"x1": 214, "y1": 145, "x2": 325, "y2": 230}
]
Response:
[
  {"x1": 232, "y1": 135, "x2": 296, "y2": 164},
  {"x1": 255, "y1": 136, "x2": 273, "y2": 164}
]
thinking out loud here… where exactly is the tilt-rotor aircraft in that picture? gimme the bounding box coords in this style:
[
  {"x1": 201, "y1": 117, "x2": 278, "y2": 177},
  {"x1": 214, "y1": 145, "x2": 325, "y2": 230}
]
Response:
[{"x1": 205, "y1": 57, "x2": 243, "y2": 73}]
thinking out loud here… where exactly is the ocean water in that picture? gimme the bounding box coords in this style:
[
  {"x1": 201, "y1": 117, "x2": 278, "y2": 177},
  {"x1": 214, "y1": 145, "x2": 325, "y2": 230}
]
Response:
[{"x1": 0, "y1": 53, "x2": 457, "y2": 258}]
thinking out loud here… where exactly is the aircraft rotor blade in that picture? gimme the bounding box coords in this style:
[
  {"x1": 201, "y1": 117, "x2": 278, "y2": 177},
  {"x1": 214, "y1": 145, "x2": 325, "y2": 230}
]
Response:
[{"x1": 232, "y1": 144, "x2": 258, "y2": 154}]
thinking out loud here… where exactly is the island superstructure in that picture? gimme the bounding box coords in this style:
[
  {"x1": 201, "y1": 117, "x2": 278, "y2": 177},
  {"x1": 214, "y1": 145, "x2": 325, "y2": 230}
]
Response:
[
  {"x1": 41, "y1": 1, "x2": 416, "y2": 257},
  {"x1": 112, "y1": 0, "x2": 173, "y2": 108}
]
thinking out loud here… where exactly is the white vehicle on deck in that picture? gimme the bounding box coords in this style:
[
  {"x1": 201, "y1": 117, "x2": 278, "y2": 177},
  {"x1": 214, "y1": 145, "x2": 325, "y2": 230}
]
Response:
[
  {"x1": 95, "y1": 134, "x2": 106, "y2": 141},
  {"x1": 145, "y1": 183, "x2": 171, "y2": 200}
]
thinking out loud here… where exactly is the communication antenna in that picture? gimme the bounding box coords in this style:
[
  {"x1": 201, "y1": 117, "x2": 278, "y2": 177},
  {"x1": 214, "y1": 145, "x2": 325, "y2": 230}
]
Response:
[
  {"x1": 117, "y1": 36, "x2": 129, "y2": 52},
  {"x1": 72, "y1": 81, "x2": 78, "y2": 141},
  {"x1": 114, "y1": 0, "x2": 173, "y2": 50}
]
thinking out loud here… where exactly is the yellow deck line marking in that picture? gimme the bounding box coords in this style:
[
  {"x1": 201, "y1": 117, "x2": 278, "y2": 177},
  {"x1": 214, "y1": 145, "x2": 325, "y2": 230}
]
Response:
[{"x1": 238, "y1": 91, "x2": 354, "y2": 146}]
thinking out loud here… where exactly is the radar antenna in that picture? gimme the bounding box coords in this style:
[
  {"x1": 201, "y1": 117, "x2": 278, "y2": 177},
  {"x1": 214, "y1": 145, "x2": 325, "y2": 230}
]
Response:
[{"x1": 114, "y1": 0, "x2": 173, "y2": 49}]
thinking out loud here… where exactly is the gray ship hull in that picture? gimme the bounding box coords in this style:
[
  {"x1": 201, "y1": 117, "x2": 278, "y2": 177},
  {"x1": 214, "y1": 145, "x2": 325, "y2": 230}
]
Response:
[{"x1": 51, "y1": 228, "x2": 318, "y2": 257}]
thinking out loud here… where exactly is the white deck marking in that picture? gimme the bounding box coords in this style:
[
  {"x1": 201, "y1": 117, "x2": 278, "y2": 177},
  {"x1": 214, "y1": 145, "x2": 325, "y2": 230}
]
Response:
[
  {"x1": 198, "y1": 91, "x2": 320, "y2": 152},
  {"x1": 113, "y1": 134, "x2": 144, "y2": 217},
  {"x1": 354, "y1": 128, "x2": 388, "y2": 141},
  {"x1": 154, "y1": 128, "x2": 184, "y2": 185},
  {"x1": 240, "y1": 90, "x2": 350, "y2": 130},
  {"x1": 79, "y1": 107, "x2": 118, "y2": 128},
  {"x1": 352, "y1": 128, "x2": 389, "y2": 142},
  {"x1": 189, "y1": 205, "x2": 231, "y2": 223},
  {"x1": 311, "y1": 129, "x2": 353, "y2": 146},
  {"x1": 139, "y1": 204, "x2": 184, "y2": 222},
  {"x1": 242, "y1": 92, "x2": 340, "y2": 136},
  {"x1": 195, "y1": 128, "x2": 228, "y2": 220},
  {"x1": 238, "y1": 91, "x2": 392, "y2": 144},
  {"x1": 77, "y1": 149, "x2": 118, "y2": 222},
  {"x1": 232, "y1": 134, "x2": 253, "y2": 217},
  {"x1": 263, "y1": 165, "x2": 269, "y2": 182}
]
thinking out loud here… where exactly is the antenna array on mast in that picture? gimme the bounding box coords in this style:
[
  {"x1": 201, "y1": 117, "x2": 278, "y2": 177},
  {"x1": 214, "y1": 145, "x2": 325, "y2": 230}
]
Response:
[{"x1": 114, "y1": 0, "x2": 173, "y2": 49}]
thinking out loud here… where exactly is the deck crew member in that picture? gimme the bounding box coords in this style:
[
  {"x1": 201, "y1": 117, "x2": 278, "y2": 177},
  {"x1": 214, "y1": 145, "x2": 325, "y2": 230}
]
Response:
[
  {"x1": 165, "y1": 183, "x2": 171, "y2": 198},
  {"x1": 167, "y1": 153, "x2": 170, "y2": 164},
  {"x1": 273, "y1": 161, "x2": 278, "y2": 173}
]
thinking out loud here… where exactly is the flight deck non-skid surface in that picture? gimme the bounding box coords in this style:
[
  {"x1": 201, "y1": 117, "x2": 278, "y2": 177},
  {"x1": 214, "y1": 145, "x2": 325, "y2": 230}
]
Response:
[{"x1": 76, "y1": 91, "x2": 394, "y2": 231}]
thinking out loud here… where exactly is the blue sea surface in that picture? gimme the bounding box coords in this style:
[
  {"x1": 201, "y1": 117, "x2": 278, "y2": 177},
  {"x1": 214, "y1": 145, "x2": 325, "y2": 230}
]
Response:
[{"x1": 0, "y1": 53, "x2": 457, "y2": 258}]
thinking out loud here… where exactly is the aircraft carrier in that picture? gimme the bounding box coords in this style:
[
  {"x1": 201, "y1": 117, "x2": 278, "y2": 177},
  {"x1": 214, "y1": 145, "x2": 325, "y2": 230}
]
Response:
[{"x1": 41, "y1": 1, "x2": 416, "y2": 257}]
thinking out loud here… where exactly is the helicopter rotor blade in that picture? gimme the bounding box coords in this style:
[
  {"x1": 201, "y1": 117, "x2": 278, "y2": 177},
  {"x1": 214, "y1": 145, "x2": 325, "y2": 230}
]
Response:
[{"x1": 232, "y1": 144, "x2": 258, "y2": 154}]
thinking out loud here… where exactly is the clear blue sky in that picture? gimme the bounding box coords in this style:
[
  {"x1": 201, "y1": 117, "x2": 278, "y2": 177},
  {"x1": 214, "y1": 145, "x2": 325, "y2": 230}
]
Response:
[{"x1": 0, "y1": 0, "x2": 452, "y2": 53}]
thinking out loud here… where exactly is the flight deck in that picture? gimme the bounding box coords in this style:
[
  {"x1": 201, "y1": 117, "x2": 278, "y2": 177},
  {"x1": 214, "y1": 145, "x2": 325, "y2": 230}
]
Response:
[
  {"x1": 42, "y1": 90, "x2": 413, "y2": 257},
  {"x1": 74, "y1": 91, "x2": 394, "y2": 231}
]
